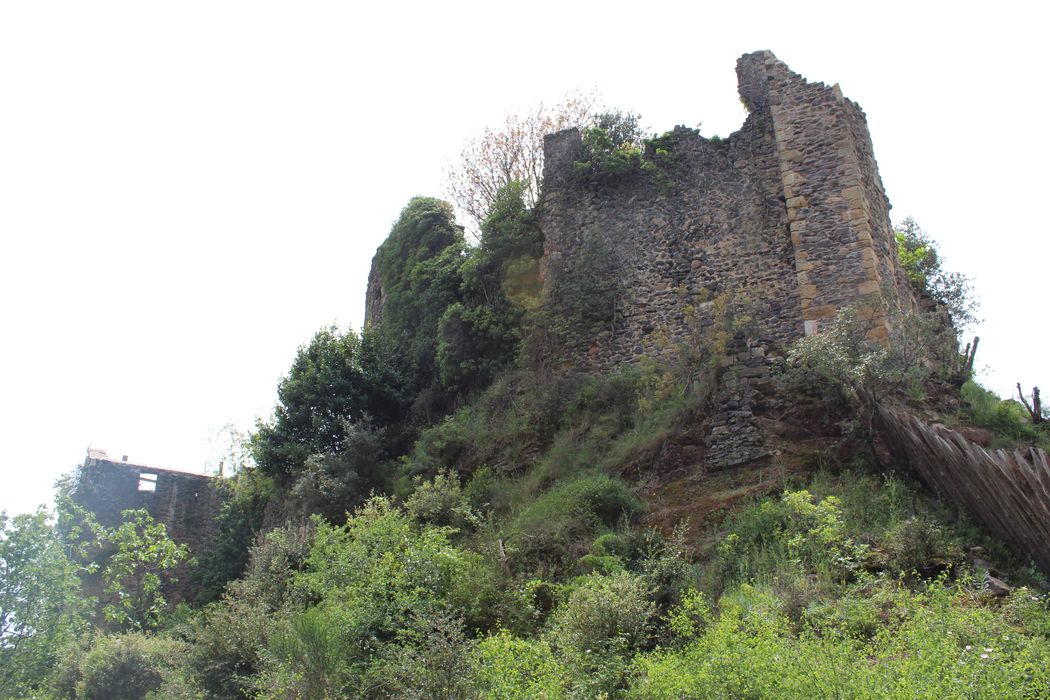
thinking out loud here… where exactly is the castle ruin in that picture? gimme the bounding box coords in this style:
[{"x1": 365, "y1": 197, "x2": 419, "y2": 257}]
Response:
[{"x1": 541, "y1": 50, "x2": 914, "y2": 371}]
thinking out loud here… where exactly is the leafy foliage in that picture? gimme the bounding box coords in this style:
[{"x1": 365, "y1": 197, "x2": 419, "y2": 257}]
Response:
[
  {"x1": 372, "y1": 197, "x2": 466, "y2": 398},
  {"x1": 630, "y1": 581, "x2": 1050, "y2": 699},
  {"x1": 62, "y1": 632, "x2": 196, "y2": 700},
  {"x1": 188, "y1": 525, "x2": 314, "y2": 700},
  {"x1": 437, "y1": 181, "x2": 543, "y2": 396},
  {"x1": 895, "y1": 217, "x2": 978, "y2": 331},
  {"x1": 782, "y1": 302, "x2": 950, "y2": 420},
  {"x1": 98, "y1": 509, "x2": 188, "y2": 631},
  {"x1": 960, "y1": 380, "x2": 1050, "y2": 450},
  {"x1": 288, "y1": 420, "x2": 390, "y2": 523},
  {"x1": 194, "y1": 470, "x2": 274, "y2": 602},
  {"x1": 253, "y1": 324, "x2": 406, "y2": 482},
  {"x1": 445, "y1": 93, "x2": 595, "y2": 236},
  {"x1": 574, "y1": 124, "x2": 644, "y2": 181},
  {"x1": 0, "y1": 508, "x2": 88, "y2": 698}
]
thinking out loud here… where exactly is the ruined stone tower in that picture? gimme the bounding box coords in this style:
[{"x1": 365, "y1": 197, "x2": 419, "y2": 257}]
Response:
[{"x1": 540, "y1": 50, "x2": 914, "y2": 371}]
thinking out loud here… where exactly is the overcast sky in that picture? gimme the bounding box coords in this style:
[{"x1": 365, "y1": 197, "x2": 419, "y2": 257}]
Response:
[{"x1": 1, "y1": 1, "x2": 1045, "y2": 516}]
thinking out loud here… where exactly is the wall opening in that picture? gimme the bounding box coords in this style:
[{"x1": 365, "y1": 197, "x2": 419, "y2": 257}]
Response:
[{"x1": 138, "y1": 473, "x2": 157, "y2": 492}]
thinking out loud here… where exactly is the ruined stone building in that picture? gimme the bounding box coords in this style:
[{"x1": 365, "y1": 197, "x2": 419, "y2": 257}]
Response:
[
  {"x1": 72, "y1": 449, "x2": 221, "y2": 599},
  {"x1": 540, "y1": 50, "x2": 914, "y2": 372},
  {"x1": 366, "y1": 50, "x2": 916, "y2": 468}
]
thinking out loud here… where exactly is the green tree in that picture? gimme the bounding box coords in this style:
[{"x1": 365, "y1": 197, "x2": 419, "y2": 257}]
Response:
[
  {"x1": 0, "y1": 508, "x2": 88, "y2": 697},
  {"x1": 253, "y1": 325, "x2": 407, "y2": 482},
  {"x1": 99, "y1": 509, "x2": 188, "y2": 631},
  {"x1": 895, "y1": 217, "x2": 977, "y2": 331}
]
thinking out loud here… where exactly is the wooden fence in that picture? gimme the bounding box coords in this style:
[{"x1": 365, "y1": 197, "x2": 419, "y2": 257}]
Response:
[{"x1": 875, "y1": 402, "x2": 1050, "y2": 574}]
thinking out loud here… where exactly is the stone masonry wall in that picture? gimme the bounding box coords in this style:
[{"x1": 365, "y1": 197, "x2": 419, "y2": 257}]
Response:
[
  {"x1": 542, "y1": 50, "x2": 913, "y2": 369},
  {"x1": 738, "y1": 51, "x2": 915, "y2": 338},
  {"x1": 540, "y1": 51, "x2": 915, "y2": 467},
  {"x1": 73, "y1": 451, "x2": 222, "y2": 602},
  {"x1": 541, "y1": 113, "x2": 800, "y2": 370}
]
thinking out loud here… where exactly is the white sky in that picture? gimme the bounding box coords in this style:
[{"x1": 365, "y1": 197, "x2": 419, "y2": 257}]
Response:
[{"x1": 1, "y1": 1, "x2": 1046, "y2": 515}]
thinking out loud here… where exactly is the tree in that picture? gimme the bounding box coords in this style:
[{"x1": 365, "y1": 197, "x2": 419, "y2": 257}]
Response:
[
  {"x1": 99, "y1": 509, "x2": 189, "y2": 631},
  {"x1": 895, "y1": 217, "x2": 977, "y2": 331},
  {"x1": 445, "y1": 94, "x2": 595, "y2": 236},
  {"x1": 0, "y1": 508, "x2": 88, "y2": 697},
  {"x1": 252, "y1": 325, "x2": 408, "y2": 481}
]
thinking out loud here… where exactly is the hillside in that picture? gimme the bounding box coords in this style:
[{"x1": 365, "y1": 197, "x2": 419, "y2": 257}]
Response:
[{"x1": 3, "y1": 51, "x2": 1050, "y2": 700}]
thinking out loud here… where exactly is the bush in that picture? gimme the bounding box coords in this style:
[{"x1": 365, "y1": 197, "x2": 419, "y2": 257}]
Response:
[
  {"x1": 257, "y1": 606, "x2": 347, "y2": 700},
  {"x1": 630, "y1": 580, "x2": 1050, "y2": 699},
  {"x1": 472, "y1": 631, "x2": 566, "y2": 699},
  {"x1": 372, "y1": 197, "x2": 466, "y2": 398},
  {"x1": 404, "y1": 469, "x2": 474, "y2": 530},
  {"x1": 300, "y1": 498, "x2": 496, "y2": 650},
  {"x1": 783, "y1": 303, "x2": 939, "y2": 413},
  {"x1": 879, "y1": 515, "x2": 962, "y2": 576},
  {"x1": 508, "y1": 475, "x2": 643, "y2": 574},
  {"x1": 961, "y1": 380, "x2": 1050, "y2": 449},
  {"x1": 189, "y1": 525, "x2": 313, "y2": 699},
  {"x1": 289, "y1": 420, "x2": 390, "y2": 523},
  {"x1": 71, "y1": 633, "x2": 193, "y2": 700},
  {"x1": 716, "y1": 489, "x2": 868, "y2": 590},
  {"x1": 895, "y1": 217, "x2": 977, "y2": 331},
  {"x1": 369, "y1": 608, "x2": 476, "y2": 700},
  {"x1": 195, "y1": 470, "x2": 273, "y2": 601},
  {"x1": 548, "y1": 571, "x2": 656, "y2": 655}
]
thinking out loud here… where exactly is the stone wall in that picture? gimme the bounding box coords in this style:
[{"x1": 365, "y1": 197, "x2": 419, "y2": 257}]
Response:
[
  {"x1": 73, "y1": 450, "x2": 222, "y2": 601},
  {"x1": 540, "y1": 50, "x2": 913, "y2": 370},
  {"x1": 541, "y1": 111, "x2": 800, "y2": 371},
  {"x1": 741, "y1": 51, "x2": 915, "y2": 338},
  {"x1": 537, "y1": 51, "x2": 916, "y2": 469}
]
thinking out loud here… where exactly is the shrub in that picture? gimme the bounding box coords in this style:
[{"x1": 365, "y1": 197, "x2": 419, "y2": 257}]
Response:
[
  {"x1": 298, "y1": 497, "x2": 496, "y2": 652},
  {"x1": 574, "y1": 126, "x2": 644, "y2": 180},
  {"x1": 783, "y1": 303, "x2": 939, "y2": 415},
  {"x1": 189, "y1": 525, "x2": 313, "y2": 699},
  {"x1": 716, "y1": 489, "x2": 868, "y2": 589},
  {"x1": 508, "y1": 475, "x2": 643, "y2": 574},
  {"x1": 369, "y1": 608, "x2": 476, "y2": 700},
  {"x1": 878, "y1": 515, "x2": 962, "y2": 576},
  {"x1": 372, "y1": 197, "x2": 466, "y2": 398},
  {"x1": 895, "y1": 217, "x2": 977, "y2": 331},
  {"x1": 404, "y1": 469, "x2": 474, "y2": 530},
  {"x1": 961, "y1": 380, "x2": 1050, "y2": 449},
  {"x1": 547, "y1": 571, "x2": 657, "y2": 697},
  {"x1": 257, "y1": 606, "x2": 348, "y2": 700},
  {"x1": 548, "y1": 571, "x2": 656, "y2": 655},
  {"x1": 472, "y1": 631, "x2": 566, "y2": 699},
  {"x1": 72, "y1": 633, "x2": 193, "y2": 700},
  {"x1": 195, "y1": 470, "x2": 274, "y2": 602},
  {"x1": 289, "y1": 420, "x2": 390, "y2": 523}
]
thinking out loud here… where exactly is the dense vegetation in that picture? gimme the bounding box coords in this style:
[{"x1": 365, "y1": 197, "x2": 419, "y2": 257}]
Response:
[{"x1": 3, "y1": 111, "x2": 1050, "y2": 699}]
